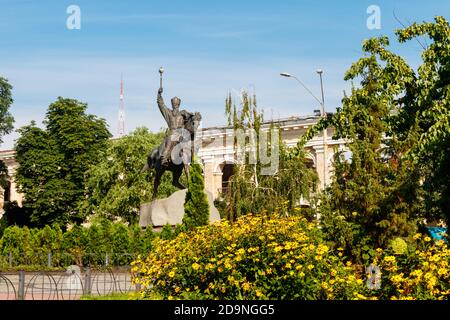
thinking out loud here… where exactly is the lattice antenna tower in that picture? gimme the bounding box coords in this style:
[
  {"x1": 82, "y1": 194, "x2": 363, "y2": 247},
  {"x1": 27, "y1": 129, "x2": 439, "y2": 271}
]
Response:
[{"x1": 118, "y1": 74, "x2": 125, "y2": 137}]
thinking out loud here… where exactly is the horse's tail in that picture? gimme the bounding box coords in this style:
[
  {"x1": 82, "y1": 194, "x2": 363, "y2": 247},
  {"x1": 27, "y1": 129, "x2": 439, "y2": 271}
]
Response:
[
  {"x1": 141, "y1": 162, "x2": 150, "y2": 173},
  {"x1": 141, "y1": 147, "x2": 159, "y2": 173}
]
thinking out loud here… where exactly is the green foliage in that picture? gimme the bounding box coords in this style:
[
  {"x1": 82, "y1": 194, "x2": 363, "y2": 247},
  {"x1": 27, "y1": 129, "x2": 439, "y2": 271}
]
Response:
[
  {"x1": 0, "y1": 201, "x2": 30, "y2": 227},
  {"x1": 304, "y1": 35, "x2": 424, "y2": 262},
  {"x1": 15, "y1": 97, "x2": 111, "y2": 227},
  {"x1": 159, "y1": 224, "x2": 176, "y2": 240},
  {"x1": 183, "y1": 160, "x2": 210, "y2": 230},
  {"x1": 303, "y1": 17, "x2": 450, "y2": 263},
  {"x1": 394, "y1": 16, "x2": 450, "y2": 225},
  {"x1": 132, "y1": 214, "x2": 365, "y2": 300},
  {"x1": 0, "y1": 220, "x2": 161, "y2": 269},
  {"x1": 223, "y1": 91, "x2": 318, "y2": 221},
  {"x1": 0, "y1": 76, "x2": 15, "y2": 144},
  {"x1": 390, "y1": 237, "x2": 408, "y2": 255},
  {"x1": 133, "y1": 214, "x2": 450, "y2": 300},
  {"x1": 80, "y1": 127, "x2": 178, "y2": 223},
  {"x1": 0, "y1": 76, "x2": 15, "y2": 225}
]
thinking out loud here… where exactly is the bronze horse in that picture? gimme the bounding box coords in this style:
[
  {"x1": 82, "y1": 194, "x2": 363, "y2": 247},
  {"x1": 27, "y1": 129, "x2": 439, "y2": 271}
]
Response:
[{"x1": 142, "y1": 112, "x2": 202, "y2": 200}]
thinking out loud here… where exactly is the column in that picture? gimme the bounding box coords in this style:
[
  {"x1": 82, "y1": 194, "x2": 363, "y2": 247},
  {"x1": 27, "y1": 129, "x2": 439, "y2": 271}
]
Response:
[
  {"x1": 313, "y1": 145, "x2": 326, "y2": 191},
  {"x1": 202, "y1": 156, "x2": 215, "y2": 197}
]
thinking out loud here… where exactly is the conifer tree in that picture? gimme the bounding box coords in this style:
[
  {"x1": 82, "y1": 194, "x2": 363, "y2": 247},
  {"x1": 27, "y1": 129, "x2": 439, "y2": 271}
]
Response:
[{"x1": 183, "y1": 159, "x2": 210, "y2": 230}]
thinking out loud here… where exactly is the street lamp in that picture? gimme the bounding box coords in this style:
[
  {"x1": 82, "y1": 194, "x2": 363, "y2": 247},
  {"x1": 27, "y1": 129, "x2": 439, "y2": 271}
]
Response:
[
  {"x1": 280, "y1": 70, "x2": 327, "y2": 190},
  {"x1": 280, "y1": 72, "x2": 323, "y2": 106}
]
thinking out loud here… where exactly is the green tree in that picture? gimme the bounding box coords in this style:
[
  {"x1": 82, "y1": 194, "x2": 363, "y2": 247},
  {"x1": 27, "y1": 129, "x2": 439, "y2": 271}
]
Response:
[
  {"x1": 395, "y1": 16, "x2": 450, "y2": 226},
  {"x1": 0, "y1": 76, "x2": 15, "y2": 144},
  {"x1": 15, "y1": 97, "x2": 111, "y2": 227},
  {"x1": 80, "y1": 127, "x2": 179, "y2": 223},
  {"x1": 303, "y1": 36, "x2": 424, "y2": 261},
  {"x1": 0, "y1": 76, "x2": 15, "y2": 199},
  {"x1": 183, "y1": 159, "x2": 210, "y2": 230},
  {"x1": 223, "y1": 91, "x2": 318, "y2": 221}
]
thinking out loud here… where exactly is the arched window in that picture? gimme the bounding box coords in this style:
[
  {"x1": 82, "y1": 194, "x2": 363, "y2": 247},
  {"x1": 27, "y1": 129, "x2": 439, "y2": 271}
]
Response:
[
  {"x1": 3, "y1": 180, "x2": 11, "y2": 203},
  {"x1": 221, "y1": 163, "x2": 235, "y2": 191}
]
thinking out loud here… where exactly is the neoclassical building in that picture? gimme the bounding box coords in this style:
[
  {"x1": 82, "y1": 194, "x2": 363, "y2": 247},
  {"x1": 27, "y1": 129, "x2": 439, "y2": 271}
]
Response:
[
  {"x1": 198, "y1": 115, "x2": 345, "y2": 199},
  {"x1": 0, "y1": 115, "x2": 345, "y2": 215}
]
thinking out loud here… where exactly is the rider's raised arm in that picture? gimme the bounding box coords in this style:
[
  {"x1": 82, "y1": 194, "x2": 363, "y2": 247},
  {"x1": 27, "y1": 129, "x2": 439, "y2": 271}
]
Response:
[{"x1": 157, "y1": 88, "x2": 170, "y2": 124}]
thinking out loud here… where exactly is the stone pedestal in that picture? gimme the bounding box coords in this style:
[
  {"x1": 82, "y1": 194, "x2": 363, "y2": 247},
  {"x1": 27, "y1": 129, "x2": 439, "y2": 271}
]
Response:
[{"x1": 139, "y1": 189, "x2": 220, "y2": 228}]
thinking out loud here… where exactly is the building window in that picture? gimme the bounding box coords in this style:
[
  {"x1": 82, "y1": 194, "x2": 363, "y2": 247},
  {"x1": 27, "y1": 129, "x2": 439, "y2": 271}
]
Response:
[{"x1": 4, "y1": 180, "x2": 11, "y2": 203}]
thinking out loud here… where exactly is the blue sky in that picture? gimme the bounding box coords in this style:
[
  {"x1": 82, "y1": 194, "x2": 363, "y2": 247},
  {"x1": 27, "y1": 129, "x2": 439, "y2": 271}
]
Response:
[{"x1": 1, "y1": 0, "x2": 449, "y2": 149}]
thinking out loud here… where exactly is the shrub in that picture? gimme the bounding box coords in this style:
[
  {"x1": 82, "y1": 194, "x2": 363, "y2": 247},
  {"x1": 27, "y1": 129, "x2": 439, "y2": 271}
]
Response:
[
  {"x1": 183, "y1": 160, "x2": 210, "y2": 230},
  {"x1": 131, "y1": 214, "x2": 364, "y2": 300},
  {"x1": 369, "y1": 234, "x2": 450, "y2": 300},
  {"x1": 0, "y1": 219, "x2": 160, "y2": 269}
]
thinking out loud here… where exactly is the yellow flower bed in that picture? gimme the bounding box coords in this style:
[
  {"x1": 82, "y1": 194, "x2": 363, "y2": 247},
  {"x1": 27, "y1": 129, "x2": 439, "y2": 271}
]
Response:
[
  {"x1": 131, "y1": 216, "x2": 450, "y2": 300},
  {"x1": 375, "y1": 235, "x2": 450, "y2": 300},
  {"x1": 131, "y1": 214, "x2": 363, "y2": 299}
]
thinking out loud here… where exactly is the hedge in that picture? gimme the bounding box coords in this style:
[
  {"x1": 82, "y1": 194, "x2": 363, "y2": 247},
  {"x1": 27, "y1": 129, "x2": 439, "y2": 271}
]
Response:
[{"x1": 0, "y1": 220, "x2": 156, "y2": 269}]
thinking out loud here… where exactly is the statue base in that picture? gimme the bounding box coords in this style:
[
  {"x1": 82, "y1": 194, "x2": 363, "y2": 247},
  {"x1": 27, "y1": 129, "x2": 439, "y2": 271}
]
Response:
[{"x1": 139, "y1": 189, "x2": 221, "y2": 229}]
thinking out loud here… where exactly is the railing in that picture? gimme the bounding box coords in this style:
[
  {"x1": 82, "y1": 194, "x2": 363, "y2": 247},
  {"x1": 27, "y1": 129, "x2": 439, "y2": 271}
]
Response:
[
  {"x1": 0, "y1": 268, "x2": 137, "y2": 300},
  {"x1": 217, "y1": 187, "x2": 230, "y2": 196},
  {"x1": 0, "y1": 252, "x2": 141, "y2": 300}
]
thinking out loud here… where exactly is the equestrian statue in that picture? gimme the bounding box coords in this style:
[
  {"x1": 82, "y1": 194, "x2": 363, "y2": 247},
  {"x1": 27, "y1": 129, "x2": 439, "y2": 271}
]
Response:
[{"x1": 142, "y1": 68, "x2": 202, "y2": 200}]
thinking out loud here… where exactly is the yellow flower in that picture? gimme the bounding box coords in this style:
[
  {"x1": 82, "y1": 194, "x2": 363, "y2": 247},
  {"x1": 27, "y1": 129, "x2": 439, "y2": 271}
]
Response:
[
  {"x1": 175, "y1": 287, "x2": 180, "y2": 293},
  {"x1": 192, "y1": 262, "x2": 201, "y2": 271},
  {"x1": 242, "y1": 282, "x2": 251, "y2": 291},
  {"x1": 438, "y1": 268, "x2": 447, "y2": 276},
  {"x1": 307, "y1": 264, "x2": 314, "y2": 270},
  {"x1": 413, "y1": 233, "x2": 421, "y2": 240},
  {"x1": 274, "y1": 246, "x2": 283, "y2": 253},
  {"x1": 436, "y1": 240, "x2": 445, "y2": 247},
  {"x1": 168, "y1": 271, "x2": 175, "y2": 278},
  {"x1": 424, "y1": 237, "x2": 431, "y2": 242}
]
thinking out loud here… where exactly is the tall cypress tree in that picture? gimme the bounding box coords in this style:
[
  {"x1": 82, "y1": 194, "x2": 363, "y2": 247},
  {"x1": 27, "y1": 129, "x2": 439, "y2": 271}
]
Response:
[{"x1": 183, "y1": 159, "x2": 210, "y2": 230}]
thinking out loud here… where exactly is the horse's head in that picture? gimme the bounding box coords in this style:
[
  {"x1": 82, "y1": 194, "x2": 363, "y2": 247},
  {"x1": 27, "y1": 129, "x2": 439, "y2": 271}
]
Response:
[
  {"x1": 185, "y1": 112, "x2": 202, "y2": 134},
  {"x1": 192, "y1": 112, "x2": 202, "y2": 130}
]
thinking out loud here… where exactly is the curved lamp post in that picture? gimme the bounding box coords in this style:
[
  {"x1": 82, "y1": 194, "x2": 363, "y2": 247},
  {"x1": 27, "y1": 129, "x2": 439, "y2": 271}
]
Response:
[{"x1": 280, "y1": 70, "x2": 327, "y2": 190}]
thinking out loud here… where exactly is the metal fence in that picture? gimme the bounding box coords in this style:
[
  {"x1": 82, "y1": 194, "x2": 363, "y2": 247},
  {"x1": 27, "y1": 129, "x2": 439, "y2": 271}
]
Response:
[
  {"x1": 0, "y1": 267, "x2": 138, "y2": 300},
  {"x1": 0, "y1": 252, "x2": 138, "y2": 269},
  {"x1": 0, "y1": 252, "x2": 141, "y2": 300}
]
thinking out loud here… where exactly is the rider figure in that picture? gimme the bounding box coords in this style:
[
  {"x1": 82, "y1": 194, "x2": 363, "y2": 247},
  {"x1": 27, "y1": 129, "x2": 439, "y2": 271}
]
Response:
[{"x1": 157, "y1": 88, "x2": 192, "y2": 166}]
